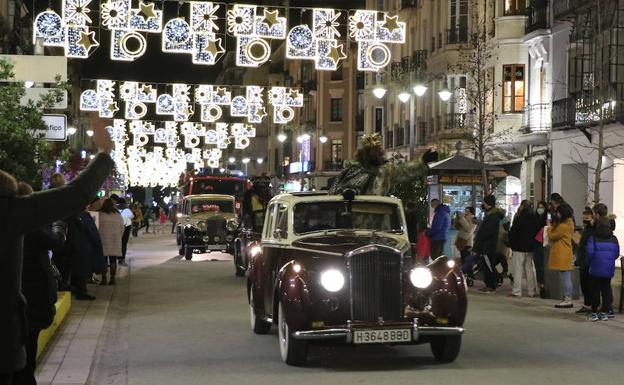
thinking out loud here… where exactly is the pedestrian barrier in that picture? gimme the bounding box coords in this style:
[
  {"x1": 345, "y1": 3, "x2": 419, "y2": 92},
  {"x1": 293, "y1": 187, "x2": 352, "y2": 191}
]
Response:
[{"x1": 36, "y1": 291, "x2": 72, "y2": 359}]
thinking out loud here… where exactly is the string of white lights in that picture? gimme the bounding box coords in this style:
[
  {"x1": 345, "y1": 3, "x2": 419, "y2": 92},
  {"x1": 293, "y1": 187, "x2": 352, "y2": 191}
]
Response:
[
  {"x1": 80, "y1": 80, "x2": 303, "y2": 124},
  {"x1": 33, "y1": 2, "x2": 405, "y2": 72}
]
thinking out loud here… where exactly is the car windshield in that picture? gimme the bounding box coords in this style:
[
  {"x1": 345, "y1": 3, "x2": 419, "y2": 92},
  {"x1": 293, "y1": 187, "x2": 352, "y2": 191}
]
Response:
[
  {"x1": 190, "y1": 200, "x2": 234, "y2": 214},
  {"x1": 190, "y1": 179, "x2": 246, "y2": 201},
  {"x1": 293, "y1": 201, "x2": 403, "y2": 234}
]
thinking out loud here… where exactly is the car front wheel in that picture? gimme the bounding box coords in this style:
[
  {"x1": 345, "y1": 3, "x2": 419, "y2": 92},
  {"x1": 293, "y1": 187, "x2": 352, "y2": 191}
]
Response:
[
  {"x1": 249, "y1": 287, "x2": 271, "y2": 334},
  {"x1": 278, "y1": 302, "x2": 307, "y2": 366},
  {"x1": 184, "y1": 246, "x2": 193, "y2": 261},
  {"x1": 430, "y1": 335, "x2": 461, "y2": 363}
]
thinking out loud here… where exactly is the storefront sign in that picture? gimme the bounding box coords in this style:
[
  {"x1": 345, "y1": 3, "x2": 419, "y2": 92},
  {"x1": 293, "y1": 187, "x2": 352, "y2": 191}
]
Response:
[
  {"x1": 438, "y1": 175, "x2": 482, "y2": 184},
  {"x1": 41, "y1": 114, "x2": 67, "y2": 141}
]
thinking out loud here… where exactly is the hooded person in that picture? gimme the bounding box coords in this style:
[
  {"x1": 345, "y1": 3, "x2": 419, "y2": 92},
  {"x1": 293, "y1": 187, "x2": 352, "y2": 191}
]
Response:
[
  {"x1": 426, "y1": 199, "x2": 451, "y2": 259},
  {"x1": 586, "y1": 216, "x2": 620, "y2": 321},
  {"x1": 473, "y1": 194, "x2": 506, "y2": 293}
]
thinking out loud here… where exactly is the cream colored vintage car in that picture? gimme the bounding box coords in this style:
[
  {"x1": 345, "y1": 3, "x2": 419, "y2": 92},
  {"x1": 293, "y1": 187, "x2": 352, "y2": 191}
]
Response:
[{"x1": 177, "y1": 194, "x2": 239, "y2": 260}]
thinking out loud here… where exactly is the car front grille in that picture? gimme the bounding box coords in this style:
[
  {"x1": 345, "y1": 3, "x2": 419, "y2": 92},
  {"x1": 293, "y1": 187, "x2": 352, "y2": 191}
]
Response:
[
  {"x1": 349, "y1": 248, "x2": 402, "y2": 322},
  {"x1": 204, "y1": 218, "x2": 227, "y2": 239}
]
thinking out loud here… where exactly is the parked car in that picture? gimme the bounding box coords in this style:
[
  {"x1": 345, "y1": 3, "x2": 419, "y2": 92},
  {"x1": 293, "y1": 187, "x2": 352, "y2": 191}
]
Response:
[
  {"x1": 177, "y1": 194, "x2": 239, "y2": 260},
  {"x1": 247, "y1": 191, "x2": 467, "y2": 366}
]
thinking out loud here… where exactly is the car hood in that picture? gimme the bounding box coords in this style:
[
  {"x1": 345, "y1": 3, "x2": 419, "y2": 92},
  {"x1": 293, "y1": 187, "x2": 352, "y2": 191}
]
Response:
[{"x1": 291, "y1": 232, "x2": 409, "y2": 255}]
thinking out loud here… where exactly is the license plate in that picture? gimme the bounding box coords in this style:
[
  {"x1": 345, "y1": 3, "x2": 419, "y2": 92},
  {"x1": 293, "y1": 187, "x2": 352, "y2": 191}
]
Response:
[
  {"x1": 353, "y1": 329, "x2": 411, "y2": 344},
  {"x1": 206, "y1": 244, "x2": 226, "y2": 250}
]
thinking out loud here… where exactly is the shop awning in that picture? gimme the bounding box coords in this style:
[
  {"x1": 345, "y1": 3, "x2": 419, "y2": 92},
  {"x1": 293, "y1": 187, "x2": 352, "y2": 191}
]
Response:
[{"x1": 428, "y1": 154, "x2": 504, "y2": 171}]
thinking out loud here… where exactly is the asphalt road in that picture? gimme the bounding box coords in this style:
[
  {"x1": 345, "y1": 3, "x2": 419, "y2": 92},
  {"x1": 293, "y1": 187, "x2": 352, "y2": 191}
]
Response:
[{"x1": 88, "y1": 234, "x2": 624, "y2": 385}]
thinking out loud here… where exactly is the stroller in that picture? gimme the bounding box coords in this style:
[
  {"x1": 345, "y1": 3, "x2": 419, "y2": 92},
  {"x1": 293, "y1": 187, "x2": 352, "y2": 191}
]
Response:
[{"x1": 463, "y1": 252, "x2": 514, "y2": 288}]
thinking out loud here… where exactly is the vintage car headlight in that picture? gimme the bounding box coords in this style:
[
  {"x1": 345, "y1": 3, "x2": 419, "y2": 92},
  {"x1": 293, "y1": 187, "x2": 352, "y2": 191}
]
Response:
[
  {"x1": 320, "y1": 269, "x2": 345, "y2": 292},
  {"x1": 226, "y1": 219, "x2": 239, "y2": 232},
  {"x1": 213, "y1": 236, "x2": 221, "y2": 242},
  {"x1": 410, "y1": 267, "x2": 433, "y2": 289},
  {"x1": 196, "y1": 221, "x2": 207, "y2": 232},
  {"x1": 249, "y1": 245, "x2": 262, "y2": 257}
]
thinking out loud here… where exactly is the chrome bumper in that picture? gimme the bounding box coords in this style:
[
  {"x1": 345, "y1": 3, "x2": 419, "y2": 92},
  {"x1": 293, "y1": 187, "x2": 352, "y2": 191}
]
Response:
[{"x1": 292, "y1": 320, "x2": 465, "y2": 342}]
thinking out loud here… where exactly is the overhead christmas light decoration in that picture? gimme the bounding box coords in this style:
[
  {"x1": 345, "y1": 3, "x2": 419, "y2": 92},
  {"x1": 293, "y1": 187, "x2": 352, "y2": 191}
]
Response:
[
  {"x1": 34, "y1": 3, "x2": 406, "y2": 71},
  {"x1": 227, "y1": 4, "x2": 287, "y2": 67},
  {"x1": 286, "y1": 8, "x2": 346, "y2": 71},
  {"x1": 33, "y1": 1, "x2": 99, "y2": 58},
  {"x1": 79, "y1": 80, "x2": 302, "y2": 124},
  {"x1": 348, "y1": 10, "x2": 405, "y2": 71},
  {"x1": 99, "y1": 0, "x2": 163, "y2": 61},
  {"x1": 107, "y1": 119, "x2": 258, "y2": 186}
]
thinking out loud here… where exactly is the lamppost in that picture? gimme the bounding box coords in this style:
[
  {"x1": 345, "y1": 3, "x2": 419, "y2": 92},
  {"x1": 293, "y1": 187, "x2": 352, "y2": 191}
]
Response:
[
  {"x1": 374, "y1": 74, "x2": 451, "y2": 160},
  {"x1": 242, "y1": 157, "x2": 250, "y2": 176}
]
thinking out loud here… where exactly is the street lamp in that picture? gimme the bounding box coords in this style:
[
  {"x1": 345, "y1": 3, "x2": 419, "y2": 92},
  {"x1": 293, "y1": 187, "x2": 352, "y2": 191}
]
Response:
[
  {"x1": 67, "y1": 127, "x2": 77, "y2": 135},
  {"x1": 228, "y1": 156, "x2": 236, "y2": 164},
  {"x1": 256, "y1": 158, "x2": 264, "y2": 164},
  {"x1": 277, "y1": 133, "x2": 287, "y2": 142},
  {"x1": 301, "y1": 133, "x2": 311, "y2": 141},
  {"x1": 296, "y1": 135, "x2": 305, "y2": 144},
  {"x1": 398, "y1": 91, "x2": 411, "y2": 103},
  {"x1": 86, "y1": 129, "x2": 94, "y2": 137},
  {"x1": 372, "y1": 86, "x2": 387, "y2": 99},
  {"x1": 413, "y1": 84, "x2": 428, "y2": 97},
  {"x1": 438, "y1": 80, "x2": 452, "y2": 101},
  {"x1": 242, "y1": 157, "x2": 250, "y2": 176},
  {"x1": 319, "y1": 135, "x2": 328, "y2": 144}
]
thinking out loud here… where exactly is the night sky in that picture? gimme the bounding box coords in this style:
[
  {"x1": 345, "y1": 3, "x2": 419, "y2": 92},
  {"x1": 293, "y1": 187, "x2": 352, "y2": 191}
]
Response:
[{"x1": 31, "y1": 0, "x2": 366, "y2": 84}]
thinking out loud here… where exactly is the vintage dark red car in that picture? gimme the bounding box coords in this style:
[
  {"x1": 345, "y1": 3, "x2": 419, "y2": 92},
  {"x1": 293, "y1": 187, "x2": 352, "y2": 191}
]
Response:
[{"x1": 247, "y1": 192, "x2": 467, "y2": 366}]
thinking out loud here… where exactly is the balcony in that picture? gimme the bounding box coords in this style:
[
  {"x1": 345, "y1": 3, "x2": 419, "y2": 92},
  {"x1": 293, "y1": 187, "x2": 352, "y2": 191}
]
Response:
[
  {"x1": 389, "y1": 51, "x2": 428, "y2": 82},
  {"x1": 447, "y1": 28, "x2": 469, "y2": 45},
  {"x1": 552, "y1": 0, "x2": 590, "y2": 20},
  {"x1": 521, "y1": 103, "x2": 552, "y2": 132},
  {"x1": 551, "y1": 98, "x2": 575, "y2": 128},
  {"x1": 526, "y1": 0, "x2": 550, "y2": 33}
]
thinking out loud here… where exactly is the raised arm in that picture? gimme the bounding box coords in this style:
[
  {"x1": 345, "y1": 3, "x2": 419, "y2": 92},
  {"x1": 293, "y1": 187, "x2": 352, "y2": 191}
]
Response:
[{"x1": 14, "y1": 127, "x2": 114, "y2": 233}]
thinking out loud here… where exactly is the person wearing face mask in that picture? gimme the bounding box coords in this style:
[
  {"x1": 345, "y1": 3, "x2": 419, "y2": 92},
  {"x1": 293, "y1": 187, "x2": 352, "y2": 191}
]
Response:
[
  {"x1": 508, "y1": 200, "x2": 539, "y2": 297},
  {"x1": 575, "y1": 207, "x2": 596, "y2": 314},
  {"x1": 547, "y1": 204, "x2": 576, "y2": 308},
  {"x1": 533, "y1": 201, "x2": 548, "y2": 297}
]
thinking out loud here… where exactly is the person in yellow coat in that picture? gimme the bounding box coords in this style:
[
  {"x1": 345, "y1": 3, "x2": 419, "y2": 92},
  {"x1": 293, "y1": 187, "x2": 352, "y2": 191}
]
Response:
[{"x1": 547, "y1": 204, "x2": 575, "y2": 308}]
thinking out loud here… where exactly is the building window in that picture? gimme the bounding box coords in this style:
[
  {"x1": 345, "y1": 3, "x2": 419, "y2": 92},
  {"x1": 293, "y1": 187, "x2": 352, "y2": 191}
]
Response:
[
  {"x1": 504, "y1": 0, "x2": 526, "y2": 16},
  {"x1": 330, "y1": 98, "x2": 342, "y2": 121},
  {"x1": 331, "y1": 140, "x2": 343, "y2": 164},
  {"x1": 449, "y1": 0, "x2": 468, "y2": 43},
  {"x1": 503, "y1": 64, "x2": 525, "y2": 113}
]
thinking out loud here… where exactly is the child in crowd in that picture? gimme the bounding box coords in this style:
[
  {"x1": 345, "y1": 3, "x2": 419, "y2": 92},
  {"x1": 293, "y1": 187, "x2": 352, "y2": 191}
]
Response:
[{"x1": 585, "y1": 216, "x2": 619, "y2": 321}]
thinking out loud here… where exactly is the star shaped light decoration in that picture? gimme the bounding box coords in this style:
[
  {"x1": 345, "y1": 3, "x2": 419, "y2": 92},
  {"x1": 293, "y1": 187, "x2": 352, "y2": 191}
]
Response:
[
  {"x1": 77, "y1": 30, "x2": 99, "y2": 51},
  {"x1": 204, "y1": 38, "x2": 225, "y2": 57},
  {"x1": 382, "y1": 15, "x2": 400, "y2": 32},
  {"x1": 107, "y1": 101, "x2": 119, "y2": 113},
  {"x1": 142, "y1": 84, "x2": 153, "y2": 96},
  {"x1": 138, "y1": 1, "x2": 156, "y2": 22},
  {"x1": 328, "y1": 42, "x2": 346, "y2": 64},
  {"x1": 262, "y1": 9, "x2": 280, "y2": 28},
  {"x1": 289, "y1": 89, "x2": 300, "y2": 100},
  {"x1": 216, "y1": 87, "x2": 227, "y2": 97}
]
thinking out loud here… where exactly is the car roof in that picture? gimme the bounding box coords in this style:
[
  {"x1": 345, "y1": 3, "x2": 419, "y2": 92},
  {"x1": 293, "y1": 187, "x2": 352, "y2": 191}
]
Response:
[
  {"x1": 270, "y1": 193, "x2": 403, "y2": 205},
  {"x1": 184, "y1": 194, "x2": 235, "y2": 201}
]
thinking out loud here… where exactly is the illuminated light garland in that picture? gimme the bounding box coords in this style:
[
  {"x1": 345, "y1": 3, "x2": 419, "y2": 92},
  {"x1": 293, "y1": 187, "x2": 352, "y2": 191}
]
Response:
[
  {"x1": 80, "y1": 80, "x2": 302, "y2": 124},
  {"x1": 162, "y1": 17, "x2": 193, "y2": 53},
  {"x1": 63, "y1": 0, "x2": 93, "y2": 26},
  {"x1": 348, "y1": 10, "x2": 405, "y2": 71},
  {"x1": 228, "y1": 4, "x2": 286, "y2": 67},
  {"x1": 33, "y1": 11, "x2": 65, "y2": 46}
]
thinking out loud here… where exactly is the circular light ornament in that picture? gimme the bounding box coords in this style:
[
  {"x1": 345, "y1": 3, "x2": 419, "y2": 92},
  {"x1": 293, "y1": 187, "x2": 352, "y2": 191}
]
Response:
[
  {"x1": 34, "y1": 11, "x2": 63, "y2": 38},
  {"x1": 372, "y1": 87, "x2": 387, "y2": 99},
  {"x1": 366, "y1": 43, "x2": 391, "y2": 69},
  {"x1": 410, "y1": 267, "x2": 433, "y2": 289},
  {"x1": 277, "y1": 106, "x2": 294, "y2": 122},
  {"x1": 134, "y1": 133, "x2": 149, "y2": 147},
  {"x1": 398, "y1": 91, "x2": 411, "y2": 103},
  {"x1": 203, "y1": 105, "x2": 222, "y2": 122},
  {"x1": 119, "y1": 31, "x2": 147, "y2": 59},
  {"x1": 245, "y1": 38, "x2": 271, "y2": 64},
  {"x1": 288, "y1": 25, "x2": 313, "y2": 50},
  {"x1": 164, "y1": 18, "x2": 191, "y2": 45},
  {"x1": 320, "y1": 269, "x2": 345, "y2": 292}
]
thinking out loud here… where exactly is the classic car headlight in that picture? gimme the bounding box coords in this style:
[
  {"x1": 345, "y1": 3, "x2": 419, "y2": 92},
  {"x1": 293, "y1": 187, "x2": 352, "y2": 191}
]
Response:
[
  {"x1": 447, "y1": 260, "x2": 456, "y2": 269},
  {"x1": 213, "y1": 236, "x2": 220, "y2": 242},
  {"x1": 249, "y1": 245, "x2": 262, "y2": 257},
  {"x1": 410, "y1": 267, "x2": 433, "y2": 289},
  {"x1": 320, "y1": 269, "x2": 345, "y2": 292},
  {"x1": 226, "y1": 219, "x2": 239, "y2": 232},
  {"x1": 196, "y1": 221, "x2": 207, "y2": 232}
]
